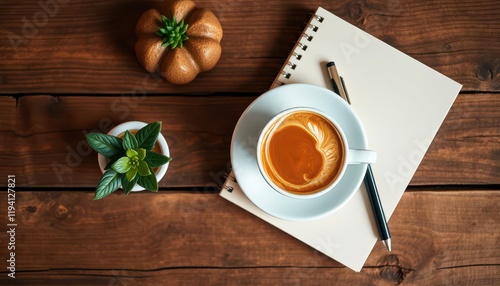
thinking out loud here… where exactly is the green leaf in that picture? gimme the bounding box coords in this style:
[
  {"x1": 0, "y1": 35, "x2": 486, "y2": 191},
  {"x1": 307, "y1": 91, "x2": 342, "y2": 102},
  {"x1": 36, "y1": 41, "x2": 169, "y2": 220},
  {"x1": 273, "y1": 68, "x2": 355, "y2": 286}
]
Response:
[
  {"x1": 112, "y1": 157, "x2": 131, "y2": 173},
  {"x1": 138, "y1": 166, "x2": 158, "y2": 192},
  {"x1": 126, "y1": 148, "x2": 138, "y2": 158},
  {"x1": 181, "y1": 35, "x2": 189, "y2": 41},
  {"x1": 135, "y1": 122, "x2": 161, "y2": 151},
  {"x1": 121, "y1": 174, "x2": 138, "y2": 195},
  {"x1": 180, "y1": 24, "x2": 188, "y2": 34},
  {"x1": 94, "y1": 169, "x2": 122, "y2": 200},
  {"x1": 104, "y1": 154, "x2": 122, "y2": 170},
  {"x1": 86, "y1": 133, "x2": 124, "y2": 158},
  {"x1": 157, "y1": 14, "x2": 189, "y2": 50},
  {"x1": 123, "y1": 130, "x2": 138, "y2": 150},
  {"x1": 138, "y1": 172, "x2": 158, "y2": 192},
  {"x1": 144, "y1": 151, "x2": 171, "y2": 167},
  {"x1": 137, "y1": 148, "x2": 146, "y2": 161},
  {"x1": 126, "y1": 167, "x2": 138, "y2": 181},
  {"x1": 137, "y1": 161, "x2": 151, "y2": 176}
]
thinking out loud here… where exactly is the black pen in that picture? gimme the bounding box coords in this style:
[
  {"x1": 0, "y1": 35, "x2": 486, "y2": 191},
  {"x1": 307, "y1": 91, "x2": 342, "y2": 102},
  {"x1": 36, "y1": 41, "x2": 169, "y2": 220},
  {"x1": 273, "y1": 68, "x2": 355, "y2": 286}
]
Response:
[
  {"x1": 364, "y1": 165, "x2": 391, "y2": 251},
  {"x1": 326, "y1": 61, "x2": 392, "y2": 251}
]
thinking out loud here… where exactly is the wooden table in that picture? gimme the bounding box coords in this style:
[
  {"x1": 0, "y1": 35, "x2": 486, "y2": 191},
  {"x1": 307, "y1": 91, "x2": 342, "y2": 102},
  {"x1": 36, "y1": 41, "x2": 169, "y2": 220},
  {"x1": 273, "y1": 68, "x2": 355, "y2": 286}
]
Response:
[{"x1": 1, "y1": 0, "x2": 499, "y2": 284}]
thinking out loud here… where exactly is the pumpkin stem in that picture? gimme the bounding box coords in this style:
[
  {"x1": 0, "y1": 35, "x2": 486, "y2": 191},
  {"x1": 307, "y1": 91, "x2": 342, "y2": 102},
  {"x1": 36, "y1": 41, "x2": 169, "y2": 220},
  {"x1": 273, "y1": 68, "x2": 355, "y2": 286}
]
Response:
[{"x1": 156, "y1": 15, "x2": 189, "y2": 49}]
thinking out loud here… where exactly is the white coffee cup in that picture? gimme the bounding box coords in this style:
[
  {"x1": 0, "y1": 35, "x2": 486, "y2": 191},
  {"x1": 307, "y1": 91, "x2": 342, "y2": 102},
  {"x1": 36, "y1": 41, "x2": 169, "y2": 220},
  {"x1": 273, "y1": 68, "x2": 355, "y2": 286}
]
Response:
[{"x1": 256, "y1": 107, "x2": 376, "y2": 199}]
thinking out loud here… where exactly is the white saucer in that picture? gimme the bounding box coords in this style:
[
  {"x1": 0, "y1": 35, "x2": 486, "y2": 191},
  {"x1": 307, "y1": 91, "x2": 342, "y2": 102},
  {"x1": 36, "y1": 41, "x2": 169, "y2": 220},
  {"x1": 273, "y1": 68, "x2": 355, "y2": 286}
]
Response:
[{"x1": 230, "y1": 84, "x2": 369, "y2": 221}]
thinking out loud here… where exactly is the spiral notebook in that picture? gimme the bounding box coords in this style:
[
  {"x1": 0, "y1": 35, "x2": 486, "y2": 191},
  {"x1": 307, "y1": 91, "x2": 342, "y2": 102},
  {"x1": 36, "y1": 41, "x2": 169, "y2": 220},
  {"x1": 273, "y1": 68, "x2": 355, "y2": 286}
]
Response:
[{"x1": 220, "y1": 7, "x2": 462, "y2": 271}]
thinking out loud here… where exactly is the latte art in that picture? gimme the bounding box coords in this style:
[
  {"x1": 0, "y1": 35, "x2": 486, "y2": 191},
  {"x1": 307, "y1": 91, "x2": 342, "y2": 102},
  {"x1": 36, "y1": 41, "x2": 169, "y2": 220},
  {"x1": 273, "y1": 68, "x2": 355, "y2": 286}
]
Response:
[{"x1": 260, "y1": 110, "x2": 345, "y2": 195}]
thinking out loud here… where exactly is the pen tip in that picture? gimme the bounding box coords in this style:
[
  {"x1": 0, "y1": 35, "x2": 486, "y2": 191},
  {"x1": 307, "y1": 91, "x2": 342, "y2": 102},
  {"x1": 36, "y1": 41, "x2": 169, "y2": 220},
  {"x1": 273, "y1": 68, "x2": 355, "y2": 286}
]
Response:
[
  {"x1": 382, "y1": 239, "x2": 392, "y2": 252},
  {"x1": 326, "y1": 61, "x2": 335, "y2": 67}
]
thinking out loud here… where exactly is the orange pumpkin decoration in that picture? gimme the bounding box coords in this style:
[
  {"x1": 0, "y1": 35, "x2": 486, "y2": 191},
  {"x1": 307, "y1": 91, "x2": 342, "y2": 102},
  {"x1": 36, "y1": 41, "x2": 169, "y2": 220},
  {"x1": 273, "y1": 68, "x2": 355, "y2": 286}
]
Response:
[{"x1": 135, "y1": 0, "x2": 223, "y2": 85}]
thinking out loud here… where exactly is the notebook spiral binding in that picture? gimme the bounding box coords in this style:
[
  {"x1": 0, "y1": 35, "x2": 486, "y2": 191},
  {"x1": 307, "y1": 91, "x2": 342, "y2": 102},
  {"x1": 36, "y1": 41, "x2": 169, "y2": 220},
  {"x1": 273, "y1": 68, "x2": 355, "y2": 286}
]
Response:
[{"x1": 272, "y1": 14, "x2": 324, "y2": 87}]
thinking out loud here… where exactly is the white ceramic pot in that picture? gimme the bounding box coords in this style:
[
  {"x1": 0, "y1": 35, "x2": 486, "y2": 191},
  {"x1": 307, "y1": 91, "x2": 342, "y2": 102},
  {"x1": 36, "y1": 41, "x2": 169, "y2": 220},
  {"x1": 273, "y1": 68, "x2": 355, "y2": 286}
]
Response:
[{"x1": 97, "y1": 121, "x2": 170, "y2": 192}]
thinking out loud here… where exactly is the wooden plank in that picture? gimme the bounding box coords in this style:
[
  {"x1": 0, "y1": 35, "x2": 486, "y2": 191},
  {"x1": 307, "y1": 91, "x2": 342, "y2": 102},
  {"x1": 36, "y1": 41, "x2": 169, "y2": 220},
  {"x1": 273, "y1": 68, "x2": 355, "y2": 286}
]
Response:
[
  {"x1": 1, "y1": 266, "x2": 499, "y2": 285},
  {"x1": 0, "y1": 0, "x2": 498, "y2": 94},
  {"x1": 411, "y1": 92, "x2": 500, "y2": 185},
  {"x1": 0, "y1": 93, "x2": 499, "y2": 187},
  {"x1": 0, "y1": 190, "x2": 498, "y2": 284},
  {"x1": 0, "y1": 95, "x2": 254, "y2": 188}
]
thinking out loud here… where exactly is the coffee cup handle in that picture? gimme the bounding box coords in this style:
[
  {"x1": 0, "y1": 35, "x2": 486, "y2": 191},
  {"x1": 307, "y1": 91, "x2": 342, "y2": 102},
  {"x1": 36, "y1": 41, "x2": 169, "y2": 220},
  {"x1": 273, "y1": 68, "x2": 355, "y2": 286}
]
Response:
[{"x1": 348, "y1": 149, "x2": 377, "y2": 164}]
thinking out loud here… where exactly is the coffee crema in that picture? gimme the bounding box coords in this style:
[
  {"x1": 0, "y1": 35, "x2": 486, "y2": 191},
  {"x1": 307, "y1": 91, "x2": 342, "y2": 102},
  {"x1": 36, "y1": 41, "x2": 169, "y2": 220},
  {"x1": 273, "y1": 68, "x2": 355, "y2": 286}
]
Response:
[{"x1": 260, "y1": 110, "x2": 345, "y2": 195}]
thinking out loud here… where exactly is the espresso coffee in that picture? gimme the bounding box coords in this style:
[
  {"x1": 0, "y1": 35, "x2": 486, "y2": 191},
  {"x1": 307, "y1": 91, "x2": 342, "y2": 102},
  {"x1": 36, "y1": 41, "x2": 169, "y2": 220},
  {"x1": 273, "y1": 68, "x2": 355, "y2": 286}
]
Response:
[{"x1": 260, "y1": 110, "x2": 345, "y2": 195}]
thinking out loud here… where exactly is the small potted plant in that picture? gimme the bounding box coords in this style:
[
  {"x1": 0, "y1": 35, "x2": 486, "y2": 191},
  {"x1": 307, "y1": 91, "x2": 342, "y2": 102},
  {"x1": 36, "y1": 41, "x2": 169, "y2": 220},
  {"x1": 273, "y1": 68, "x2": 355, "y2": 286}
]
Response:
[{"x1": 86, "y1": 121, "x2": 171, "y2": 200}]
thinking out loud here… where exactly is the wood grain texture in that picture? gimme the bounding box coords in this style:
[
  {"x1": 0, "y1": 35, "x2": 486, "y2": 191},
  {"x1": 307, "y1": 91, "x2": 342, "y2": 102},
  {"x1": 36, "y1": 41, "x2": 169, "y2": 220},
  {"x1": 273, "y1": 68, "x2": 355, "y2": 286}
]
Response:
[
  {"x1": 0, "y1": 190, "x2": 498, "y2": 284},
  {"x1": 0, "y1": 93, "x2": 498, "y2": 188},
  {"x1": 0, "y1": 95, "x2": 254, "y2": 188},
  {"x1": 2, "y1": 267, "x2": 500, "y2": 286},
  {"x1": 0, "y1": 1, "x2": 498, "y2": 285},
  {"x1": 0, "y1": 0, "x2": 498, "y2": 94},
  {"x1": 410, "y1": 92, "x2": 500, "y2": 185}
]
